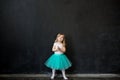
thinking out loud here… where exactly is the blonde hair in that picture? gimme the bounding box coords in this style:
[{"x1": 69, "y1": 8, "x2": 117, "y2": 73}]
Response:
[{"x1": 54, "y1": 33, "x2": 66, "y2": 46}]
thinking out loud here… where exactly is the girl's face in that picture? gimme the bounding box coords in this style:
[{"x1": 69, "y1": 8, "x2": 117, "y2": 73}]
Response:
[{"x1": 57, "y1": 35, "x2": 64, "y2": 42}]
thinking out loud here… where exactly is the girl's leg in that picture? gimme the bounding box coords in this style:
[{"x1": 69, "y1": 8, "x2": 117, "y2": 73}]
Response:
[
  {"x1": 51, "y1": 69, "x2": 56, "y2": 79},
  {"x1": 61, "y1": 70, "x2": 68, "y2": 79}
]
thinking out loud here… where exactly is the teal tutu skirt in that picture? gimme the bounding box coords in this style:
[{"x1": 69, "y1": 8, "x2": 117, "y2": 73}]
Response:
[{"x1": 45, "y1": 53, "x2": 72, "y2": 70}]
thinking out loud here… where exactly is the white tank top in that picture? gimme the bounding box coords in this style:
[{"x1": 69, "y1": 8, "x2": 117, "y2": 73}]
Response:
[{"x1": 54, "y1": 42, "x2": 63, "y2": 54}]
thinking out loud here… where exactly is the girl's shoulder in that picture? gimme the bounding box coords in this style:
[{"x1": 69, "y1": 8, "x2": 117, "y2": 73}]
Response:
[
  {"x1": 54, "y1": 42, "x2": 62, "y2": 45},
  {"x1": 53, "y1": 42, "x2": 58, "y2": 46}
]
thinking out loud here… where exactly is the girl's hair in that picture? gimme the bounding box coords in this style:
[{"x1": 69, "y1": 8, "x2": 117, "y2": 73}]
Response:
[{"x1": 54, "y1": 33, "x2": 66, "y2": 46}]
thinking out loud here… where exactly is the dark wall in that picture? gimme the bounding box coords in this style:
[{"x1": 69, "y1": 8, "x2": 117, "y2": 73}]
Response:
[{"x1": 0, "y1": 0, "x2": 120, "y2": 74}]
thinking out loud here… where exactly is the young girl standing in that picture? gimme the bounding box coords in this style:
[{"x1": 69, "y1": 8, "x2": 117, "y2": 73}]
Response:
[{"x1": 45, "y1": 33, "x2": 72, "y2": 80}]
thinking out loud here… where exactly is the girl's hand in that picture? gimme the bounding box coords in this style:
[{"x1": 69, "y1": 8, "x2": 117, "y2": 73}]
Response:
[
  {"x1": 55, "y1": 46, "x2": 59, "y2": 51},
  {"x1": 52, "y1": 43, "x2": 66, "y2": 52},
  {"x1": 57, "y1": 46, "x2": 66, "y2": 53},
  {"x1": 52, "y1": 45, "x2": 58, "y2": 51}
]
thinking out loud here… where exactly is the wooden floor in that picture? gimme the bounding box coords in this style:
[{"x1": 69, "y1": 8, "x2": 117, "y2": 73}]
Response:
[
  {"x1": 0, "y1": 74, "x2": 120, "y2": 80},
  {"x1": 0, "y1": 77, "x2": 120, "y2": 80}
]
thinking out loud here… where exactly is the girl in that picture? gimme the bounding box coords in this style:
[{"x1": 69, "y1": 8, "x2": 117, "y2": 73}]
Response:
[{"x1": 45, "y1": 33, "x2": 72, "y2": 80}]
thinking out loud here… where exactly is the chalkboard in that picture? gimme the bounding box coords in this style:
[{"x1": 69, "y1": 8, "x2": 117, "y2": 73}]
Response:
[{"x1": 0, "y1": 0, "x2": 120, "y2": 74}]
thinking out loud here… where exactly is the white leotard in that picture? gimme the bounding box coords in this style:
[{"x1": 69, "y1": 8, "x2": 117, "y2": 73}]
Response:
[{"x1": 54, "y1": 42, "x2": 63, "y2": 54}]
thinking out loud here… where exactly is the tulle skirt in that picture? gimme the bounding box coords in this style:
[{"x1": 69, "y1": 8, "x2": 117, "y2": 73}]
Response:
[{"x1": 45, "y1": 53, "x2": 72, "y2": 70}]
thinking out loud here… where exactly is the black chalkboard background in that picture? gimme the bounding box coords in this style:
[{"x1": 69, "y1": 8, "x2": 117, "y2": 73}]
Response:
[{"x1": 0, "y1": 0, "x2": 120, "y2": 74}]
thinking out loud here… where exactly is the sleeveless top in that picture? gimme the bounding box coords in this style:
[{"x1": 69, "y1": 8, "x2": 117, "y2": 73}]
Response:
[{"x1": 53, "y1": 42, "x2": 63, "y2": 54}]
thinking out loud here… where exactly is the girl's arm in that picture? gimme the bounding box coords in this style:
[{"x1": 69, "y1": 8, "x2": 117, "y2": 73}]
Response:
[
  {"x1": 58, "y1": 46, "x2": 66, "y2": 53},
  {"x1": 52, "y1": 43, "x2": 58, "y2": 52}
]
